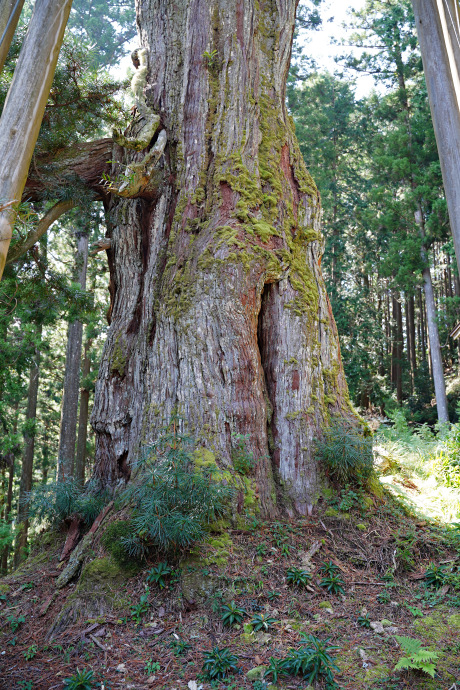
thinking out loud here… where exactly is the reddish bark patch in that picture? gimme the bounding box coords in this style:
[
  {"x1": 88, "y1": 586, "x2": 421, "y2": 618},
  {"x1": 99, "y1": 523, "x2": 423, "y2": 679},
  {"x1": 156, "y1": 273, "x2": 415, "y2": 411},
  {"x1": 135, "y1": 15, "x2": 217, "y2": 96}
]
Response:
[
  {"x1": 292, "y1": 370, "x2": 300, "y2": 391},
  {"x1": 219, "y1": 181, "x2": 235, "y2": 220},
  {"x1": 59, "y1": 518, "x2": 81, "y2": 561},
  {"x1": 236, "y1": 0, "x2": 244, "y2": 48},
  {"x1": 279, "y1": 143, "x2": 300, "y2": 223}
]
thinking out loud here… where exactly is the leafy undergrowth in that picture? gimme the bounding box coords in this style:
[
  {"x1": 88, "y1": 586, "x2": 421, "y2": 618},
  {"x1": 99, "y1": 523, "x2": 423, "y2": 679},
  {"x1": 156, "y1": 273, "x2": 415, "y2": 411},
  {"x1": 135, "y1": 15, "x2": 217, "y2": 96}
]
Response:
[{"x1": 1, "y1": 488, "x2": 460, "y2": 689}]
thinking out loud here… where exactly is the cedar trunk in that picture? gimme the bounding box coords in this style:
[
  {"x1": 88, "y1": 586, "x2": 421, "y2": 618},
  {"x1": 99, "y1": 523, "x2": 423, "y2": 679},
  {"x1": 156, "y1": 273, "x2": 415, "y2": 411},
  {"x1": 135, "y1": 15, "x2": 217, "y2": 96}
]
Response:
[{"x1": 91, "y1": 0, "x2": 350, "y2": 516}]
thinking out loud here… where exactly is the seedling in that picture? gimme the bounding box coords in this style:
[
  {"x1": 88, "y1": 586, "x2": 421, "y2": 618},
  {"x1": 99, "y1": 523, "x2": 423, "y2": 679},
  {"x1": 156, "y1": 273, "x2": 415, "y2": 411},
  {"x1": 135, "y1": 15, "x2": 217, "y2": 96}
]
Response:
[
  {"x1": 144, "y1": 658, "x2": 160, "y2": 675},
  {"x1": 221, "y1": 600, "x2": 246, "y2": 627},
  {"x1": 250, "y1": 613, "x2": 278, "y2": 631},
  {"x1": 146, "y1": 562, "x2": 172, "y2": 589},
  {"x1": 130, "y1": 591, "x2": 150, "y2": 624},
  {"x1": 62, "y1": 668, "x2": 94, "y2": 690},
  {"x1": 202, "y1": 646, "x2": 239, "y2": 680},
  {"x1": 7, "y1": 614, "x2": 25, "y2": 632},
  {"x1": 23, "y1": 644, "x2": 38, "y2": 660},
  {"x1": 264, "y1": 656, "x2": 286, "y2": 683},
  {"x1": 357, "y1": 613, "x2": 371, "y2": 628},
  {"x1": 286, "y1": 567, "x2": 312, "y2": 588},
  {"x1": 170, "y1": 637, "x2": 191, "y2": 656},
  {"x1": 319, "y1": 573, "x2": 345, "y2": 596},
  {"x1": 424, "y1": 563, "x2": 446, "y2": 589},
  {"x1": 267, "y1": 590, "x2": 281, "y2": 601},
  {"x1": 319, "y1": 561, "x2": 340, "y2": 577}
]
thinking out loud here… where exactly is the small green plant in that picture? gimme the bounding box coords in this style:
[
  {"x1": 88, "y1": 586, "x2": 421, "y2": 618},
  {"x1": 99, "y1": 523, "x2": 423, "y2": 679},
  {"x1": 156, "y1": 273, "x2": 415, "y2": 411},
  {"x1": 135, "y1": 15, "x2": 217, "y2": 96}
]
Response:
[
  {"x1": 221, "y1": 601, "x2": 246, "y2": 627},
  {"x1": 316, "y1": 419, "x2": 374, "y2": 485},
  {"x1": 255, "y1": 542, "x2": 268, "y2": 557},
  {"x1": 394, "y1": 635, "x2": 438, "y2": 678},
  {"x1": 250, "y1": 613, "x2": 279, "y2": 631},
  {"x1": 170, "y1": 637, "x2": 191, "y2": 656},
  {"x1": 424, "y1": 563, "x2": 446, "y2": 589},
  {"x1": 267, "y1": 590, "x2": 281, "y2": 601},
  {"x1": 63, "y1": 668, "x2": 94, "y2": 690},
  {"x1": 280, "y1": 543, "x2": 293, "y2": 558},
  {"x1": 116, "y1": 426, "x2": 234, "y2": 558},
  {"x1": 377, "y1": 589, "x2": 391, "y2": 604},
  {"x1": 283, "y1": 634, "x2": 340, "y2": 685},
  {"x1": 130, "y1": 591, "x2": 150, "y2": 624},
  {"x1": 144, "y1": 658, "x2": 160, "y2": 675},
  {"x1": 202, "y1": 646, "x2": 239, "y2": 680},
  {"x1": 146, "y1": 562, "x2": 172, "y2": 589},
  {"x1": 286, "y1": 567, "x2": 312, "y2": 588},
  {"x1": 357, "y1": 613, "x2": 371, "y2": 628},
  {"x1": 264, "y1": 656, "x2": 286, "y2": 683},
  {"x1": 17, "y1": 682, "x2": 33, "y2": 690},
  {"x1": 319, "y1": 561, "x2": 340, "y2": 577},
  {"x1": 7, "y1": 614, "x2": 25, "y2": 632},
  {"x1": 23, "y1": 644, "x2": 38, "y2": 660},
  {"x1": 405, "y1": 604, "x2": 423, "y2": 618},
  {"x1": 320, "y1": 573, "x2": 345, "y2": 596},
  {"x1": 202, "y1": 49, "x2": 218, "y2": 68},
  {"x1": 231, "y1": 434, "x2": 257, "y2": 475}
]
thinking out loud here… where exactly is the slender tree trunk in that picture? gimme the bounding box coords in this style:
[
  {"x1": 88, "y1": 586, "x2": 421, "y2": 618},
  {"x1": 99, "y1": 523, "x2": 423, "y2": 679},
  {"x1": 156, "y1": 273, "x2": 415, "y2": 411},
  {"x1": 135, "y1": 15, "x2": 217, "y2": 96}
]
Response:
[
  {"x1": 14, "y1": 338, "x2": 41, "y2": 566},
  {"x1": 0, "y1": 0, "x2": 73, "y2": 279},
  {"x1": 75, "y1": 336, "x2": 92, "y2": 486},
  {"x1": 415, "y1": 211, "x2": 449, "y2": 422},
  {"x1": 0, "y1": 0, "x2": 25, "y2": 74},
  {"x1": 412, "y1": 0, "x2": 460, "y2": 278},
  {"x1": 408, "y1": 293, "x2": 417, "y2": 382},
  {"x1": 1, "y1": 451, "x2": 15, "y2": 574},
  {"x1": 419, "y1": 287, "x2": 427, "y2": 362},
  {"x1": 57, "y1": 230, "x2": 88, "y2": 480},
  {"x1": 91, "y1": 0, "x2": 351, "y2": 516}
]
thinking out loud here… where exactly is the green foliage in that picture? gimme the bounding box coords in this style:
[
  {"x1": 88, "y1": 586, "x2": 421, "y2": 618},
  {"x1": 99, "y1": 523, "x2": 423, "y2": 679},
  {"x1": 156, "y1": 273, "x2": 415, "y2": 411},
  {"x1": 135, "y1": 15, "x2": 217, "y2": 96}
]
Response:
[
  {"x1": 63, "y1": 668, "x2": 94, "y2": 690},
  {"x1": 267, "y1": 590, "x2": 281, "y2": 601},
  {"x1": 144, "y1": 659, "x2": 160, "y2": 675},
  {"x1": 264, "y1": 656, "x2": 286, "y2": 683},
  {"x1": 316, "y1": 420, "x2": 374, "y2": 485},
  {"x1": 433, "y1": 424, "x2": 460, "y2": 488},
  {"x1": 424, "y1": 563, "x2": 447, "y2": 589},
  {"x1": 23, "y1": 645, "x2": 38, "y2": 660},
  {"x1": 394, "y1": 636, "x2": 438, "y2": 678},
  {"x1": 377, "y1": 590, "x2": 391, "y2": 604},
  {"x1": 0, "y1": 518, "x2": 18, "y2": 552},
  {"x1": 231, "y1": 434, "x2": 257, "y2": 475},
  {"x1": 130, "y1": 591, "x2": 150, "y2": 625},
  {"x1": 319, "y1": 573, "x2": 345, "y2": 596},
  {"x1": 286, "y1": 567, "x2": 312, "y2": 588},
  {"x1": 117, "y1": 427, "x2": 234, "y2": 558},
  {"x1": 27, "y1": 478, "x2": 109, "y2": 527},
  {"x1": 250, "y1": 613, "x2": 278, "y2": 631},
  {"x1": 268, "y1": 634, "x2": 340, "y2": 686},
  {"x1": 146, "y1": 562, "x2": 172, "y2": 589},
  {"x1": 357, "y1": 613, "x2": 371, "y2": 628},
  {"x1": 170, "y1": 637, "x2": 191, "y2": 656},
  {"x1": 202, "y1": 647, "x2": 239, "y2": 680},
  {"x1": 319, "y1": 561, "x2": 340, "y2": 576},
  {"x1": 7, "y1": 615, "x2": 25, "y2": 632},
  {"x1": 221, "y1": 601, "x2": 246, "y2": 627}
]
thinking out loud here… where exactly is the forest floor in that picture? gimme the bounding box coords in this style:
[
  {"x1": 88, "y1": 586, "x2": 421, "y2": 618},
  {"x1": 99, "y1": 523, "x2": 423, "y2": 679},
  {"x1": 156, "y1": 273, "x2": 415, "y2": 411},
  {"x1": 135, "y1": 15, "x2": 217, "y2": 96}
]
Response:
[{"x1": 1, "y1": 443, "x2": 460, "y2": 690}]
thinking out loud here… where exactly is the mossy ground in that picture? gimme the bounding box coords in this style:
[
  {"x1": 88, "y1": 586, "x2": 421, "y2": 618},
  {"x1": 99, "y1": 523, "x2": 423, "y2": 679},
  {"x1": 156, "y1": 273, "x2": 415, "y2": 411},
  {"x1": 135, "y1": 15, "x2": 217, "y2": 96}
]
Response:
[{"x1": 1, "y1": 455, "x2": 460, "y2": 688}]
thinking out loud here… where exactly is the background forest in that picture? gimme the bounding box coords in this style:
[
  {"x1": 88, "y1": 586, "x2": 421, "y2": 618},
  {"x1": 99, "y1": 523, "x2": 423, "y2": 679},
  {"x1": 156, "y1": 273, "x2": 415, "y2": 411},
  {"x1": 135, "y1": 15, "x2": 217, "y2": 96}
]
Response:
[{"x1": 1, "y1": 0, "x2": 460, "y2": 565}]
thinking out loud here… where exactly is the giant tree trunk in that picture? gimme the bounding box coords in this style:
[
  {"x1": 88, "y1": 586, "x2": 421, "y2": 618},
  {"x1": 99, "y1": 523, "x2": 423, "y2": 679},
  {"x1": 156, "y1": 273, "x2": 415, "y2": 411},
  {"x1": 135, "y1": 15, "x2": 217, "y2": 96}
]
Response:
[{"x1": 91, "y1": 0, "x2": 350, "y2": 516}]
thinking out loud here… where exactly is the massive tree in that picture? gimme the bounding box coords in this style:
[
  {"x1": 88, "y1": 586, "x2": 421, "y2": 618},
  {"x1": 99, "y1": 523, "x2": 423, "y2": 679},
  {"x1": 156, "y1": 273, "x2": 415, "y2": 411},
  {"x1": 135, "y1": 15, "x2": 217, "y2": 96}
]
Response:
[{"x1": 86, "y1": 0, "x2": 350, "y2": 517}]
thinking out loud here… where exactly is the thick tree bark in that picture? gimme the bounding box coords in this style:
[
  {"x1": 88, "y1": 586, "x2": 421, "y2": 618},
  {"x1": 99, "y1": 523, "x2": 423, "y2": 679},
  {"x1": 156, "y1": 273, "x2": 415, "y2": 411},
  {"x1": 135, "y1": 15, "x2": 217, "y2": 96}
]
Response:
[
  {"x1": 57, "y1": 231, "x2": 89, "y2": 479},
  {"x1": 412, "y1": 0, "x2": 460, "y2": 278},
  {"x1": 0, "y1": 0, "x2": 73, "y2": 280},
  {"x1": 14, "y1": 340, "x2": 41, "y2": 566},
  {"x1": 75, "y1": 336, "x2": 92, "y2": 486},
  {"x1": 90, "y1": 0, "x2": 350, "y2": 516}
]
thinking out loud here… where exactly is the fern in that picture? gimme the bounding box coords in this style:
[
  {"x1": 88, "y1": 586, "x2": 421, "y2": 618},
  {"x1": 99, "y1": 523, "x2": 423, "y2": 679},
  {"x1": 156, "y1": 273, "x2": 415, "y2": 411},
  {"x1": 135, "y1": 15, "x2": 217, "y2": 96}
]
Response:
[{"x1": 394, "y1": 636, "x2": 438, "y2": 678}]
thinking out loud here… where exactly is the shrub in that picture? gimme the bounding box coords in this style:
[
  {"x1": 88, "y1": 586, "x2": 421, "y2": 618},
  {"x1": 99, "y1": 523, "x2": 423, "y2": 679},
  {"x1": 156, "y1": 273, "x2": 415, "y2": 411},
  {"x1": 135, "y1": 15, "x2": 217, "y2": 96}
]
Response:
[
  {"x1": 433, "y1": 424, "x2": 460, "y2": 488},
  {"x1": 424, "y1": 563, "x2": 447, "y2": 589},
  {"x1": 27, "y1": 478, "x2": 109, "y2": 527},
  {"x1": 316, "y1": 419, "x2": 374, "y2": 485},
  {"x1": 116, "y1": 427, "x2": 234, "y2": 558},
  {"x1": 202, "y1": 646, "x2": 239, "y2": 680},
  {"x1": 250, "y1": 613, "x2": 278, "y2": 631},
  {"x1": 267, "y1": 635, "x2": 339, "y2": 686}
]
